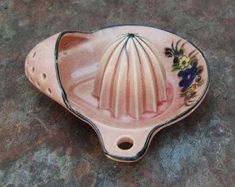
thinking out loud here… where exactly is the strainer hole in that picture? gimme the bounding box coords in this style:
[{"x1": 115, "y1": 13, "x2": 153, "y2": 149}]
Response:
[
  {"x1": 31, "y1": 67, "x2": 35, "y2": 73},
  {"x1": 42, "y1": 73, "x2": 46, "y2": 79},
  {"x1": 47, "y1": 88, "x2": 52, "y2": 94},
  {"x1": 32, "y1": 51, "x2": 36, "y2": 58}
]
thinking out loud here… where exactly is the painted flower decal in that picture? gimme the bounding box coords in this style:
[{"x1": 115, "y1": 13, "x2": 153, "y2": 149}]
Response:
[
  {"x1": 178, "y1": 63, "x2": 197, "y2": 90},
  {"x1": 165, "y1": 40, "x2": 204, "y2": 106},
  {"x1": 179, "y1": 55, "x2": 190, "y2": 69}
]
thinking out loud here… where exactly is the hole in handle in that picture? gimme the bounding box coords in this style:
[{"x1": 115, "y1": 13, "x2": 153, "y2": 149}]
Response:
[{"x1": 117, "y1": 137, "x2": 133, "y2": 150}]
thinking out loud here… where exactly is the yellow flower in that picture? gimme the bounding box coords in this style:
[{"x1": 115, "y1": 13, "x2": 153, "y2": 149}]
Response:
[{"x1": 179, "y1": 55, "x2": 190, "y2": 69}]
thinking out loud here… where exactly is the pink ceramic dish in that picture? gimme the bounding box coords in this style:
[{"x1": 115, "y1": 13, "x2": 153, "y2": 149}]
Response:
[{"x1": 25, "y1": 25, "x2": 209, "y2": 162}]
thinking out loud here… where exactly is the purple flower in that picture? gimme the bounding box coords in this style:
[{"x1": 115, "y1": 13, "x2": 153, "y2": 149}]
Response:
[{"x1": 178, "y1": 64, "x2": 197, "y2": 91}]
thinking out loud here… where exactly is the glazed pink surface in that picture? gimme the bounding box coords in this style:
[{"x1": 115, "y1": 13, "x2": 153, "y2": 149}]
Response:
[
  {"x1": 25, "y1": 26, "x2": 209, "y2": 161},
  {"x1": 25, "y1": 34, "x2": 65, "y2": 107},
  {"x1": 92, "y1": 34, "x2": 167, "y2": 119}
]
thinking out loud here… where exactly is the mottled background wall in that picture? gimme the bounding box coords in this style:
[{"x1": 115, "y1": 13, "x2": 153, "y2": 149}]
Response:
[{"x1": 0, "y1": 0, "x2": 234, "y2": 186}]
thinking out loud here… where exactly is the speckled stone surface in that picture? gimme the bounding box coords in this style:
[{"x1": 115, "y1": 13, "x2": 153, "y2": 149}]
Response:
[{"x1": 0, "y1": 0, "x2": 234, "y2": 186}]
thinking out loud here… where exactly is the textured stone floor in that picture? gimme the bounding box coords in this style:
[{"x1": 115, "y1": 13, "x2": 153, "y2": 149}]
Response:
[{"x1": 0, "y1": 0, "x2": 235, "y2": 186}]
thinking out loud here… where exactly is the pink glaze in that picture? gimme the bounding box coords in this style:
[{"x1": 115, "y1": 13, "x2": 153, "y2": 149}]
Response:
[{"x1": 25, "y1": 25, "x2": 209, "y2": 162}]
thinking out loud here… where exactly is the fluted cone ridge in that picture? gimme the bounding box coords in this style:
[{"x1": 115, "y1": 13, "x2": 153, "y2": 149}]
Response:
[{"x1": 93, "y1": 33, "x2": 167, "y2": 119}]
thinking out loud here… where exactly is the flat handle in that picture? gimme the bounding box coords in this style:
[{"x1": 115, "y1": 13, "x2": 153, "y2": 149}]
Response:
[{"x1": 97, "y1": 123, "x2": 152, "y2": 162}]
